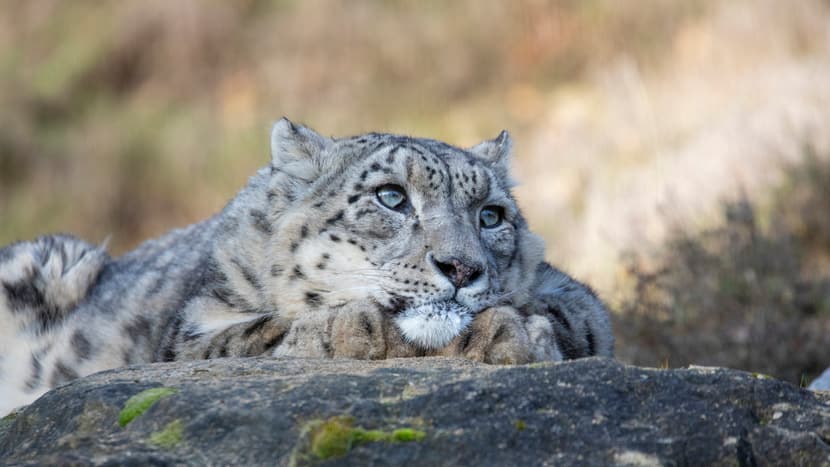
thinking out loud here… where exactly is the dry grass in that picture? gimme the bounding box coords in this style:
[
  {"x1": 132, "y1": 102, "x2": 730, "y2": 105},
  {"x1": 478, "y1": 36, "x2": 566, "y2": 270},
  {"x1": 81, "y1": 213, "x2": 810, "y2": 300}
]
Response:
[
  {"x1": 615, "y1": 147, "x2": 830, "y2": 384},
  {"x1": 515, "y1": 0, "x2": 830, "y2": 290}
]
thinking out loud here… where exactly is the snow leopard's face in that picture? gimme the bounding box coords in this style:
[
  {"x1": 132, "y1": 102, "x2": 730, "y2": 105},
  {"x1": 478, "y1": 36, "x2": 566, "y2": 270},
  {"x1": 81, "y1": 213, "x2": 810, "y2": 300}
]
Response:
[{"x1": 267, "y1": 120, "x2": 544, "y2": 349}]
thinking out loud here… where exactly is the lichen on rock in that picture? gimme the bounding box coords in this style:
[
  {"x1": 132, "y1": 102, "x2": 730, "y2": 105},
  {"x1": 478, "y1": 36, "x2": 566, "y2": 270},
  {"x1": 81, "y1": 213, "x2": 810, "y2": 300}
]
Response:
[
  {"x1": 149, "y1": 419, "x2": 184, "y2": 449},
  {"x1": 118, "y1": 387, "x2": 178, "y2": 427},
  {"x1": 298, "y1": 416, "x2": 426, "y2": 462}
]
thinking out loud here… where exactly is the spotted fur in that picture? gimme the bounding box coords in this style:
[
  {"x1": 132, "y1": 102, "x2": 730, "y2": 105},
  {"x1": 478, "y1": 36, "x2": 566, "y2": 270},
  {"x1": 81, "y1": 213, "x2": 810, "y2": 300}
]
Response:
[{"x1": 0, "y1": 118, "x2": 613, "y2": 415}]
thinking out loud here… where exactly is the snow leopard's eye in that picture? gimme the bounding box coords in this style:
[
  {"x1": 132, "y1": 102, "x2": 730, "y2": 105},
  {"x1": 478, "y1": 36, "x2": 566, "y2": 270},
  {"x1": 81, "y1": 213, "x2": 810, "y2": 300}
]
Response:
[
  {"x1": 479, "y1": 206, "x2": 503, "y2": 228},
  {"x1": 376, "y1": 184, "x2": 407, "y2": 210}
]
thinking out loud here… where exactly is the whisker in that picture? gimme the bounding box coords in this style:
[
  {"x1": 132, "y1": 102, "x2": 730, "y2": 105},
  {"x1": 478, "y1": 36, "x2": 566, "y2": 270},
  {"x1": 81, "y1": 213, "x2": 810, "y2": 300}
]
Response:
[
  {"x1": 325, "y1": 270, "x2": 391, "y2": 277},
  {"x1": 323, "y1": 274, "x2": 391, "y2": 282},
  {"x1": 314, "y1": 284, "x2": 395, "y2": 295}
]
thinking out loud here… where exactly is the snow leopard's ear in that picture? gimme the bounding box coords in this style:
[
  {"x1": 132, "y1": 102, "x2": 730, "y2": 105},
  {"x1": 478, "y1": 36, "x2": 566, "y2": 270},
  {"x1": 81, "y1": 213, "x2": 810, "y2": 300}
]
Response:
[
  {"x1": 270, "y1": 117, "x2": 334, "y2": 181},
  {"x1": 468, "y1": 130, "x2": 512, "y2": 182}
]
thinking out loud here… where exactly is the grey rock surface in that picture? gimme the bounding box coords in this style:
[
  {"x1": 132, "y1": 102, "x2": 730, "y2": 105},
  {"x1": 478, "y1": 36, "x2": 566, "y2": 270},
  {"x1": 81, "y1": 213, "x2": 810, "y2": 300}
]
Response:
[{"x1": 1, "y1": 357, "x2": 829, "y2": 466}]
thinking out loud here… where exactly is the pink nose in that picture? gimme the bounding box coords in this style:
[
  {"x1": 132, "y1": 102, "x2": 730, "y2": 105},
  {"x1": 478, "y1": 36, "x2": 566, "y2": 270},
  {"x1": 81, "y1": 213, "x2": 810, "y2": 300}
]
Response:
[{"x1": 433, "y1": 256, "x2": 483, "y2": 289}]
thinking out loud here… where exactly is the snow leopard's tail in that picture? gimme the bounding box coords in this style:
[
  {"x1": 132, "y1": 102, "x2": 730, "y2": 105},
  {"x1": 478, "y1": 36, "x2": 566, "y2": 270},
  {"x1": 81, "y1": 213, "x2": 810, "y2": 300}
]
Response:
[{"x1": 0, "y1": 234, "x2": 109, "y2": 334}]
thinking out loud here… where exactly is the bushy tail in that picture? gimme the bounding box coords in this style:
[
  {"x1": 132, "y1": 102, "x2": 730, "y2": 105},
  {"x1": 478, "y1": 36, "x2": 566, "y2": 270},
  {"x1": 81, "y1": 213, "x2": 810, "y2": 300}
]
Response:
[{"x1": 0, "y1": 234, "x2": 109, "y2": 332}]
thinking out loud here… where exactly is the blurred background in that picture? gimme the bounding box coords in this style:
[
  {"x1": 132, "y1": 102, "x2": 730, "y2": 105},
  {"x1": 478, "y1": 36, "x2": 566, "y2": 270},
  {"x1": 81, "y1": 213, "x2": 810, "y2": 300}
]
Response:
[{"x1": 1, "y1": 0, "x2": 829, "y2": 384}]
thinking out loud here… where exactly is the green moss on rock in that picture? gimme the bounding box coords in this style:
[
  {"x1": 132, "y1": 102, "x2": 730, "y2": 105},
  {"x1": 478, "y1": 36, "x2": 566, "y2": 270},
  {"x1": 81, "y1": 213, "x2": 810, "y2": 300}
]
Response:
[
  {"x1": 149, "y1": 419, "x2": 184, "y2": 448},
  {"x1": 306, "y1": 416, "x2": 426, "y2": 460},
  {"x1": 391, "y1": 428, "x2": 426, "y2": 442},
  {"x1": 0, "y1": 410, "x2": 18, "y2": 440},
  {"x1": 118, "y1": 387, "x2": 178, "y2": 427},
  {"x1": 309, "y1": 417, "x2": 355, "y2": 459}
]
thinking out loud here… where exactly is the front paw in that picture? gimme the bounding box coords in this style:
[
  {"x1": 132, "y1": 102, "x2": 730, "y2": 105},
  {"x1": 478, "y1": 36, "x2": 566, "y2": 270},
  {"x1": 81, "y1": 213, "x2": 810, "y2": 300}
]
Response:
[
  {"x1": 329, "y1": 303, "x2": 389, "y2": 360},
  {"x1": 273, "y1": 303, "x2": 417, "y2": 360},
  {"x1": 272, "y1": 311, "x2": 333, "y2": 358},
  {"x1": 525, "y1": 314, "x2": 563, "y2": 362},
  {"x1": 439, "y1": 307, "x2": 533, "y2": 365}
]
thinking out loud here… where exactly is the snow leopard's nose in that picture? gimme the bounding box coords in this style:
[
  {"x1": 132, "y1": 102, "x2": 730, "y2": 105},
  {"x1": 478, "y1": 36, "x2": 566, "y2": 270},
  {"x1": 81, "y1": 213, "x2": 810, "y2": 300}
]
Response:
[{"x1": 431, "y1": 255, "x2": 484, "y2": 289}]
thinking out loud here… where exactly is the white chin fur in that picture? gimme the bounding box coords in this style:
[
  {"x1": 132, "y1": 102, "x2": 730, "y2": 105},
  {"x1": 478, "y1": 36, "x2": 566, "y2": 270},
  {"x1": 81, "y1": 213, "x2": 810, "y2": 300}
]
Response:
[{"x1": 394, "y1": 302, "x2": 473, "y2": 349}]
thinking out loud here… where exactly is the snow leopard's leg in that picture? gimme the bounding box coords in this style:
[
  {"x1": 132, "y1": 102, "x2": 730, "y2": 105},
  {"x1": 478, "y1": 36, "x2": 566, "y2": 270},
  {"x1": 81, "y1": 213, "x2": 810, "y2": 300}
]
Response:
[
  {"x1": 274, "y1": 304, "x2": 561, "y2": 363},
  {"x1": 176, "y1": 298, "x2": 405, "y2": 360},
  {"x1": 525, "y1": 263, "x2": 614, "y2": 359},
  {"x1": 438, "y1": 264, "x2": 613, "y2": 364},
  {"x1": 274, "y1": 300, "x2": 415, "y2": 359},
  {"x1": 174, "y1": 295, "x2": 289, "y2": 360},
  {"x1": 177, "y1": 314, "x2": 292, "y2": 359},
  {"x1": 435, "y1": 307, "x2": 545, "y2": 364}
]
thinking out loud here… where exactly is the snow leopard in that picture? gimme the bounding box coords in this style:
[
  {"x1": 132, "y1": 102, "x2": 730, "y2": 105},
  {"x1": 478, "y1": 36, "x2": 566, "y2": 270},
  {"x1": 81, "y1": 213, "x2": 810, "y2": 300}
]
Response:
[{"x1": 0, "y1": 118, "x2": 613, "y2": 414}]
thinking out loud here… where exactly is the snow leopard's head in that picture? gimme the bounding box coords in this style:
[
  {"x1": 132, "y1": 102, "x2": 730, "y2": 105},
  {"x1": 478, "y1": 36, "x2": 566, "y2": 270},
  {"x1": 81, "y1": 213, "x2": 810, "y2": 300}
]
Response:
[{"x1": 263, "y1": 118, "x2": 544, "y2": 349}]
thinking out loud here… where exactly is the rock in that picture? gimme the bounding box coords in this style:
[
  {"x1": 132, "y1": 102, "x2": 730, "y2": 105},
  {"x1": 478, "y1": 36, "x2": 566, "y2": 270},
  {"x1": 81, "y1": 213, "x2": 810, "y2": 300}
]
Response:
[
  {"x1": 1, "y1": 357, "x2": 829, "y2": 466},
  {"x1": 811, "y1": 366, "x2": 830, "y2": 391}
]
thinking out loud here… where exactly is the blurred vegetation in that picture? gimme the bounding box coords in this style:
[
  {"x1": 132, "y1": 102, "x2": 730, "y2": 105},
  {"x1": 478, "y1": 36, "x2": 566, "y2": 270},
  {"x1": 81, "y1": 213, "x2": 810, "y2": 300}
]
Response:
[
  {"x1": 615, "y1": 146, "x2": 830, "y2": 385},
  {"x1": 0, "y1": 0, "x2": 704, "y2": 252}
]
